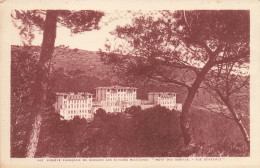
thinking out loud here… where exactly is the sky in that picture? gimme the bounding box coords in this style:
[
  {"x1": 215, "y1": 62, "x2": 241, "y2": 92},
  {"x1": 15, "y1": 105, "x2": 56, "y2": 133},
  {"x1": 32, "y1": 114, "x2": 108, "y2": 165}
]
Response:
[{"x1": 10, "y1": 11, "x2": 134, "y2": 51}]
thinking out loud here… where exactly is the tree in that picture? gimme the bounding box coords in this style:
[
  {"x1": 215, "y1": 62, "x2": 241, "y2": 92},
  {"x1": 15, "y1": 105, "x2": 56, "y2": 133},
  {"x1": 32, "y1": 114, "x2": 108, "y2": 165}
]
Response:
[
  {"x1": 94, "y1": 108, "x2": 107, "y2": 120},
  {"x1": 130, "y1": 106, "x2": 182, "y2": 156},
  {"x1": 100, "y1": 10, "x2": 249, "y2": 153},
  {"x1": 11, "y1": 46, "x2": 38, "y2": 157},
  {"x1": 12, "y1": 10, "x2": 104, "y2": 157},
  {"x1": 88, "y1": 106, "x2": 182, "y2": 157},
  {"x1": 203, "y1": 61, "x2": 250, "y2": 149}
]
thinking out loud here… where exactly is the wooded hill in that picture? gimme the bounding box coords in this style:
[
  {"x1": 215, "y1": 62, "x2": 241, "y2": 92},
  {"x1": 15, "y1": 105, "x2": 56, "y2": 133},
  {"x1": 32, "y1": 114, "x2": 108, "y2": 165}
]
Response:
[{"x1": 11, "y1": 45, "x2": 225, "y2": 104}]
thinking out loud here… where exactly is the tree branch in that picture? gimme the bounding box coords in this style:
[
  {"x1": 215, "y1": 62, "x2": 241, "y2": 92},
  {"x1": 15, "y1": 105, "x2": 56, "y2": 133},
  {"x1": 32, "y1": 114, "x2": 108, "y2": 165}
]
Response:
[
  {"x1": 146, "y1": 71, "x2": 191, "y2": 89},
  {"x1": 213, "y1": 51, "x2": 249, "y2": 65},
  {"x1": 229, "y1": 76, "x2": 249, "y2": 95}
]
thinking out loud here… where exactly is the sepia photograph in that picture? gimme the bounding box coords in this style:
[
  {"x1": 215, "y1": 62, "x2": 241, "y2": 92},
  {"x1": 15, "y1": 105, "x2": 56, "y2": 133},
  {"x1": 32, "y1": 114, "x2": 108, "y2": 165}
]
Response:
[
  {"x1": 10, "y1": 9, "x2": 250, "y2": 158},
  {"x1": 1, "y1": 0, "x2": 260, "y2": 168}
]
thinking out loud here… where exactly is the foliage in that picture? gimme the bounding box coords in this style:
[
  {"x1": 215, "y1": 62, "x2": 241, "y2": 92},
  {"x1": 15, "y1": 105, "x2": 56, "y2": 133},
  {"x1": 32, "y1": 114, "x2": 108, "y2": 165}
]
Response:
[
  {"x1": 11, "y1": 46, "x2": 57, "y2": 157},
  {"x1": 34, "y1": 106, "x2": 249, "y2": 157},
  {"x1": 12, "y1": 9, "x2": 105, "y2": 157},
  {"x1": 87, "y1": 106, "x2": 182, "y2": 157},
  {"x1": 36, "y1": 112, "x2": 88, "y2": 157},
  {"x1": 189, "y1": 108, "x2": 249, "y2": 157},
  {"x1": 12, "y1": 10, "x2": 104, "y2": 45},
  {"x1": 128, "y1": 106, "x2": 182, "y2": 156},
  {"x1": 35, "y1": 106, "x2": 182, "y2": 157},
  {"x1": 100, "y1": 10, "x2": 250, "y2": 147},
  {"x1": 100, "y1": 10, "x2": 249, "y2": 86},
  {"x1": 192, "y1": 138, "x2": 249, "y2": 157},
  {"x1": 202, "y1": 61, "x2": 250, "y2": 148},
  {"x1": 11, "y1": 46, "x2": 37, "y2": 157},
  {"x1": 190, "y1": 108, "x2": 246, "y2": 145},
  {"x1": 94, "y1": 108, "x2": 107, "y2": 118}
]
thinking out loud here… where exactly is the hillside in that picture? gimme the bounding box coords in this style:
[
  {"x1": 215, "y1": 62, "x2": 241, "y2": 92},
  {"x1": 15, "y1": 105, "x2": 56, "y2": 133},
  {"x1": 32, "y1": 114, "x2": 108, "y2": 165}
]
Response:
[
  {"x1": 11, "y1": 45, "x2": 218, "y2": 103},
  {"x1": 52, "y1": 47, "x2": 115, "y2": 79},
  {"x1": 12, "y1": 45, "x2": 113, "y2": 79}
]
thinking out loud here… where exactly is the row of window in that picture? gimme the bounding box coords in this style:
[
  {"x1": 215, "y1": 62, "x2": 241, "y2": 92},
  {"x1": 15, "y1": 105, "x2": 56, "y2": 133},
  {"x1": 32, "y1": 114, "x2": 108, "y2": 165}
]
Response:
[
  {"x1": 64, "y1": 100, "x2": 91, "y2": 104},
  {"x1": 102, "y1": 102, "x2": 120, "y2": 106},
  {"x1": 67, "y1": 110, "x2": 92, "y2": 114},
  {"x1": 158, "y1": 97, "x2": 176, "y2": 100},
  {"x1": 64, "y1": 95, "x2": 92, "y2": 99},
  {"x1": 105, "y1": 89, "x2": 136, "y2": 92},
  {"x1": 107, "y1": 92, "x2": 136, "y2": 95},
  {"x1": 63, "y1": 104, "x2": 92, "y2": 108},
  {"x1": 107, "y1": 96, "x2": 135, "y2": 99},
  {"x1": 107, "y1": 95, "x2": 135, "y2": 99},
  {"x1": 106, "y1": 97, "x2": 136, "y2": 101}
]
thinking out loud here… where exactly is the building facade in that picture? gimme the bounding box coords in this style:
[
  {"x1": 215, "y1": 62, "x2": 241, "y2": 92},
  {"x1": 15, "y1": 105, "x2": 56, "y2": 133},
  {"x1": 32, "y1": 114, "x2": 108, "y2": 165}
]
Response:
[
  {"x1": 148, "y1": 92, "x2": 182, "y2": 111},
  {"x1": 54, "y1": 86, "x2": 183, "y2": 121},
  {"x1": 55, "y1": 92, "x2": 93, "y2": 120},
  {"x1": 95, "y1": 86, "x2": 141, "y2": 112},
  {"x1": 140, "y1": 100, "x2": 155, "y2": 110}
]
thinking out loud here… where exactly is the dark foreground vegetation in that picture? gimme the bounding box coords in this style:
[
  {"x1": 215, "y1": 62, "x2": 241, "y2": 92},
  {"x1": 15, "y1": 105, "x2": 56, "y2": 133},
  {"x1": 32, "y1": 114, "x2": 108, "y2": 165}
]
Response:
[
  {"x1": 12, "y1": 105, "x2": 249, "y2": 157},
  {"x1": 33, "y1": 106, "x2": 247, "y2": 157}
]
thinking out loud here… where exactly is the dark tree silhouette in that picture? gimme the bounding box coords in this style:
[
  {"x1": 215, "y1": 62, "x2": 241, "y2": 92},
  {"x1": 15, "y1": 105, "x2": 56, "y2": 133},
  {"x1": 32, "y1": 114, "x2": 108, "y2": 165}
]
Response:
[
  {"x1": 203, "y1": 62, "x2": 250, "y2": 149},
  {"x1": 100, "y1": 10, "x2": 249, "y2": 154},
  {"x1": 11, "y1": 46, "x2": 38, "y2": 157},
  {"x1": 12, "y1": 10, "x2": 104, "y2": 157}
]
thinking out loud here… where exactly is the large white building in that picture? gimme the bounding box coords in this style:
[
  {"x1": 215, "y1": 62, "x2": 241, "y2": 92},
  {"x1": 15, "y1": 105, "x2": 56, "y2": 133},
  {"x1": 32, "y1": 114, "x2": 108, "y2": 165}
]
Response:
[
  {"x1": 55, "y1": 92, "x2": 93, "y2": 120},
  {"x1": 54, "y1": 87, "x2": 182, "y2": 121},
  {"x1": 147, "y1": 92, "x2": 182, "y2": 111},
  {"x1": 95, "y1": 86, "x2": 141, "y2": 112}
]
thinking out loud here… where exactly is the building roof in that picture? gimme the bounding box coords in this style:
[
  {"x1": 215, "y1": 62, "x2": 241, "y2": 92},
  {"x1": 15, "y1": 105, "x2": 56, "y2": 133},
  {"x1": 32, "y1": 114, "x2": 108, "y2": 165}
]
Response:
[
  {"x1": 56, "y1": 92, "x2": 93, "y2": 96},
  {"x1": 95, "y1": 85, "x2": 137, "y2": 90},
  {"x1": 148, "y1": 92, "x2": 177, "y2": 95}
]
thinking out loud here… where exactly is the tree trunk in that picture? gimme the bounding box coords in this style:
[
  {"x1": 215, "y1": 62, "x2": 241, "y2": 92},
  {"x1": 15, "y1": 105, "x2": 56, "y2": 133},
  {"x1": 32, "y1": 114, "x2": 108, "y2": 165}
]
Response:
[
  {"x1": 228, "y1": 105, "x2": 250, "y2": 150},
  {"x1": 180, "y1": 62, "x2": 213, "y2": 150},
  {"x1": 26, "y1": 10, "x2": 57, "y2": 158},
  {"x1": 217, "y1": 92, "x2": 250, "y2": 150},
  {"x1": 26, "y1": 114, "x2": 43, "y2": 157}
]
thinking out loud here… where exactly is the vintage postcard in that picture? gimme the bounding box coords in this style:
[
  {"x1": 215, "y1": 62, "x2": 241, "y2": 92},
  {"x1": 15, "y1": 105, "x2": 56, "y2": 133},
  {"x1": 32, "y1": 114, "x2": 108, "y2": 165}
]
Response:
[{"x1": 1, "y1": 0, "x2": 260, "y2": 168}]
